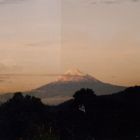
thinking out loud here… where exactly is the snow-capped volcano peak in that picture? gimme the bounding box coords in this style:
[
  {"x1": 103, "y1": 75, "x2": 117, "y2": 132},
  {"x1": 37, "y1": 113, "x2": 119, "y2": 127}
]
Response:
[
  {"x1": 56, "y1": 69, "x2": 99, "y2": 82},
  {"x1": 64, "y1": 69, "x2": 85, "y2": 76}
]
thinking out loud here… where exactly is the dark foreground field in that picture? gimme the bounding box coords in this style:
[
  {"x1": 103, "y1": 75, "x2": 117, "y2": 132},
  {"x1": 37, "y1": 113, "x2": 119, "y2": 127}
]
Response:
[{"x1": 0, "y1": 86, "x2": 140, "y2": 140}]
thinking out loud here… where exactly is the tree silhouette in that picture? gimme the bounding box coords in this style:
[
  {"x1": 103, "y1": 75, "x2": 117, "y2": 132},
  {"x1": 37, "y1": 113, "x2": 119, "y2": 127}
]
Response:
[{"x1": 73, "y1": 88, "x2": 96, "y2": 111}]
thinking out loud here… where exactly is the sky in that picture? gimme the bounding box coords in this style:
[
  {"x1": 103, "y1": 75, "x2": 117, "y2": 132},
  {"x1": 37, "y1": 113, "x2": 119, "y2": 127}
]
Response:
[{"x1": 0, "y1": 0, "x2": 140, "y2": 93}]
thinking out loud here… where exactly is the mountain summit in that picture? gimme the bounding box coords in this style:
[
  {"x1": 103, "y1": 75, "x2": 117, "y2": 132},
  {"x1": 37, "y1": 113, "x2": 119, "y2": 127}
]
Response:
[
  {"x1": 29, "y1": 69, "x2": 125, "y2": 104},
  {"x1": 64, "y1": 69, "x2": 84, "y2": 76},
  {"x1": 57, "y1": 69, "x2": 99, "y2": 83}
]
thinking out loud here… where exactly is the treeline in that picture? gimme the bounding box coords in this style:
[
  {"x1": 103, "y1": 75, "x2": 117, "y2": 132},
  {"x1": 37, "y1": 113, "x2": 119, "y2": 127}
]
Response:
[{"x1": 0, "y1": 86, "x2": 140, "y2": 140}]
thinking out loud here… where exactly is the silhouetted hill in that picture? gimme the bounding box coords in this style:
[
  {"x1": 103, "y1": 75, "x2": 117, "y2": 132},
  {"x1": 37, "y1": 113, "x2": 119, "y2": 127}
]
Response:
[
  {"x1": 0, "y1": 93, "x2": 56, "y2": 140},
  {"x1": 0, "y1": 86, "x2": 140, "y2": 140},
  {"x1": 52, "y1": 86, "x2": 140, "y2": 140}
]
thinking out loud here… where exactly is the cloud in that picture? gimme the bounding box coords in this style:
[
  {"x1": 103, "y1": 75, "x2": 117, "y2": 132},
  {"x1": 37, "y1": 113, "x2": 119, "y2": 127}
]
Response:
[
  {"x1": 0, "y1": 75, "x2": 10, "y2": 83},
  {"x1": 0, "y1": 73, "x2": 62, "y2": 77},
  {"x1": 25, "y1": 40, "x2": 61, "y2": 48},
  {"x1": 0, "y1": 79, "x2": 5, "y2": 83},
  {"x1": 0, "y1": 0, "x2": 139, "y2": 5},
  {"x1": 25, "y1": 41, "x2": 49, "y2": 48},
  {"x1": 0, "y1": 60, "x2": 22, "y2": 73},
  {"x1": 87, "y1": 0, "x2": 140, "y2": 5},
  {"x1": 0, "y1": 0, "x2": 25, "y2": 4}
]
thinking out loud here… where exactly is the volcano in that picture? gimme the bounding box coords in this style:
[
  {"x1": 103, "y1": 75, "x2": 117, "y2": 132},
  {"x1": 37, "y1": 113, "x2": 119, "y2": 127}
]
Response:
[{"x1": 29, "y1": 69, "x2": 125, "y2": 104}]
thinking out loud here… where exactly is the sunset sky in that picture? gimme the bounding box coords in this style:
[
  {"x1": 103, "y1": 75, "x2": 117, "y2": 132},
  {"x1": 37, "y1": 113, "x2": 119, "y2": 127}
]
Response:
[{"x1": 0, "y1": 0, "x2": 140, "y2": 93}]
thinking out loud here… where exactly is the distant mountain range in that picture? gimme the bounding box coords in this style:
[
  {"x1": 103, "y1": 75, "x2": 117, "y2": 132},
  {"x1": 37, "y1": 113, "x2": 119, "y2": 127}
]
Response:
[{"x1": 0, "y1": 69, "x2": 126, "y2": 104}]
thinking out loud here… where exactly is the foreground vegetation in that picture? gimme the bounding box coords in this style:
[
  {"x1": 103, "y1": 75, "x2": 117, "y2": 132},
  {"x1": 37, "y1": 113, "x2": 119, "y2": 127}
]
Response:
[{"x1": 0, "y1": 86, "x2": 140, "y2": 140}]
